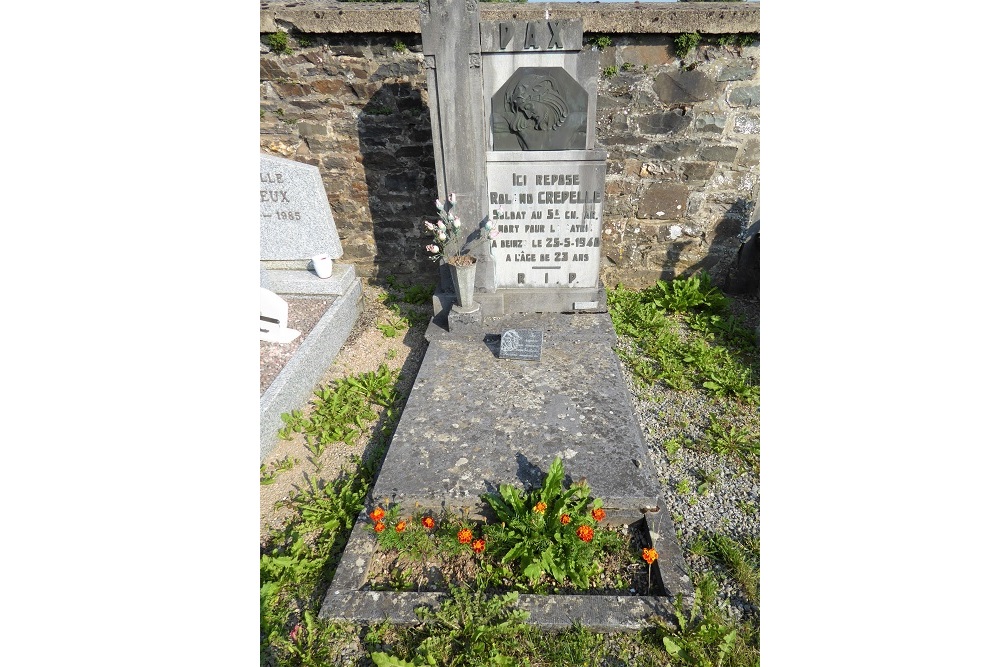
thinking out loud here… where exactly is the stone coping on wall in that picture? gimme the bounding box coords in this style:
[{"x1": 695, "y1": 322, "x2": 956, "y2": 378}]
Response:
[{"x1": 260, "y1": 1, "x2": 760, "y2": 36}]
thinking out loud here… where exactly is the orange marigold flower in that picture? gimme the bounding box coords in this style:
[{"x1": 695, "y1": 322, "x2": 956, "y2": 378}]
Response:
[
  {"x1": 559, "y1": 513, "x2": 571, "y2": 525},
  {"x1": 642, "y1": 547, "x2": 658, "y2": 565},
  {"x1": 374, "y1": 521, "x2": 386, "y2": 533},
  {"x1": 471, "y1": 538, "x2": 486, "y2": 554},
  {"x1": 576, "y1": 524, "x2": 594, "y2": 542},
  {"x1": 457, "y1": 527, "x2": 473, "y2": 544},
  {"x1": 421, "y1": 515, "x2": 435, "y2": 529},
  {"x1": 395, "y1": 521, "x2": 407, "y2": 533},
  {"x1": 533, "y1": 501, "x2": 547, "y2": 513},
  {"x1": 591, "y1": 507, "x2": 606, "y2": 522},
  {"x1": 369, "y1": 507, "x2": 386, "y2": 522}
]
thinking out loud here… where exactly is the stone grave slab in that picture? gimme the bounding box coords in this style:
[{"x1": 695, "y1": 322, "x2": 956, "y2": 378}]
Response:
[
  {"x1": 369, "y1": 312, "x2": 661, "y2": 515},
  {"x1": 320, "y1": 311, "x2": 693, "y2": 629}
]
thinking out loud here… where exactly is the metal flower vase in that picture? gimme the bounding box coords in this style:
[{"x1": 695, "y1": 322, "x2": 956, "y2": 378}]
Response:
[{"x1": 447, "y1": 255, "x2": 477, "y2": 309}]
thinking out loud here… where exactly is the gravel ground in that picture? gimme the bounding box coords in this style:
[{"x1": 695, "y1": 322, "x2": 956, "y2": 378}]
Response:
[{"x1": 261, "y1": 279, "x2": 760, "y2": 652}]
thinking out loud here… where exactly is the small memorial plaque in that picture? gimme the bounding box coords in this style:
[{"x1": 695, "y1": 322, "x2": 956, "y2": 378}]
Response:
[{"x1": 498, "y1": 328, "x2": 544, "y2": 361}]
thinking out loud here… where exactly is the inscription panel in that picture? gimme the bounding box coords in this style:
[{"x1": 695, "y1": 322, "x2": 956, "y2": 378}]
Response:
[
  {"x1": 260, "y1": 154, "x2": 343, "y2": 261},
  {"x1": 480, "y1": 19, "x2": 584, "y2": 53},
  {"x1": 486, "y1": 156, "x2": 605, "y2": 289},
  {"x1": 498, "y1": 329, "x2": 544, "y2": 361}
]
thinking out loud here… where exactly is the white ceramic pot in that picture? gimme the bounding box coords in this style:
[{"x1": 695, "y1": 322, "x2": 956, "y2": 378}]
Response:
[{"x1": 312, "y1": 254, "x2": 333, "y2": 279}]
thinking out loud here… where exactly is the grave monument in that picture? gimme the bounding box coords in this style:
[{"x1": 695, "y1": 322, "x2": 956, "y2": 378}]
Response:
[
  {"x1": 259, "y1": 154, "x2": 362, "y2": 460},
  {"x1": 320, "y1": 0, "x2": 692, "y2": 629},
  {"x1": 422, "y1": 3, "x2": 608, "y2": 325}
]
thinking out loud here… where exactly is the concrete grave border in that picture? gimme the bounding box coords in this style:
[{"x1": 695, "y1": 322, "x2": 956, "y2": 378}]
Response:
[
  {"x1": 260, "y1": 279, "x2": 363, "y2": 461},
  {"x1": 319, "y1": 501, "x2": 693, "y2": 631}
]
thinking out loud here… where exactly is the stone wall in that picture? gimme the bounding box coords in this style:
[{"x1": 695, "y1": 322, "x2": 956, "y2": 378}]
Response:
[{"x1": 260, "y1": 2, "x2": 759, "y2": 291}]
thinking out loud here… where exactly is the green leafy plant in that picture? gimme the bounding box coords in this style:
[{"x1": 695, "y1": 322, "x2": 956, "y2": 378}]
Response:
[
  {"x1": 261, "y1": 455, "x2": 299, "y2": 485},
  {"x1": 712, "y1": 33, "x2": 758, "y2": 48},
  {"x1": 674, "y1": 32, "x2": 701, "y2": 59},
  {"x1": 370, "y1": 586, "x2": 530, "y2": 666},
  {"x1": 402, "y1": 283, "x2": 435, "y2": 304},
  {"x1": 279, "y1": 366, "x2": 401, "y2": 454},
  {"x1": 277, "y1": 408, "x2": 307, "y2": 441},
  {"x1": 689, "y1": 534, "x2": 710, "y2": 558},
  {"x1": 704, "y1": 533, "x2": 759, "y2": 607},
  {"x1": 384, "y1": 275, "x2": 433, "y2": 305},
  {"x1": 392, "y1": 39, "x2": 407, "y2": 53},
  {"x1": 602, "y1": 65, "x2": 619, "y2": 78},
  {"x1": 647, "y1": 272, "x2": 728, "y2": 314},
  {"x1": 267, "y1": 31, "x2": 291, "y2": 54},
  {"x1": 621, "y1": 61, "x2": 635, "y2": 72},
  {"x1": 377, "y1": 311, "x2": 407, "y2": 338},
  {"x1": 658, "y1": 586, "x2": 738, "y2": 667},
  {"x1": 610, "y1": 276, "x2": 759, "y2": 406},
  {"x1": 261, "y1": 465, "x2": 372, "y2": 667},
  {"x1": 481, "y1": 458, "x2": 609, "y2": 588},
  {"x1": 704, "y1": 414, "x2": 759, "y2": 470},
  {"x1": 591, "y1": 35, "x2": 613, "y2": 50},
  {"x1": 693, "y1": 468, "x2": 719, "y2": 496}
]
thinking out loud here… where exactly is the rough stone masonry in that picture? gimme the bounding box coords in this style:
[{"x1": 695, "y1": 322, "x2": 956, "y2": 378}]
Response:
[{"x1": 259, "y1": 1, "x2": 759, "y2": 291}]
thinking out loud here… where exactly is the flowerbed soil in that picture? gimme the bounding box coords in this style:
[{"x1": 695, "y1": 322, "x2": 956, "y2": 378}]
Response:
[{"x1": 364, "y1": 522, "x2": 658, "y2": 597}]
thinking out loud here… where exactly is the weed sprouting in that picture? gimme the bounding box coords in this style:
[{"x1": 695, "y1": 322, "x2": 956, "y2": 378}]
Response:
[
  {"x1": 674, "y1": 32, "x2": 701, "y2": 59},
  {"x1": 267, "y1": 31, "x2": 291, "y2": 54},
  {"x1": 261, "y1": 455, "x2": 299, "y2": 485},
  {"x1": 609, "y1": 274, "x2": 759, "y2": 407}
]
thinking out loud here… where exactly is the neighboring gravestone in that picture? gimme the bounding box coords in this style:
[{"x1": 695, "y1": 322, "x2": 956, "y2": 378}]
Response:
[
  {"x1": 498, "y1": 328, "x2": 544, "y2": 361},
  {"x1": 260, "y1": 154, "x2": 355, "y2": 297},
  {"x1": 260, "y1": 154, "x2": 343, "y2": 261},
  {"x1": 259, "y1": 153, "x2": 362, "y2": 461}
]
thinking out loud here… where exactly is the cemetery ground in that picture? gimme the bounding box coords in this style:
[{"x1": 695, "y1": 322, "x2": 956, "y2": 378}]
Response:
[{"x1": 260, "y1": 273, "x2": 760, "y2": 667}]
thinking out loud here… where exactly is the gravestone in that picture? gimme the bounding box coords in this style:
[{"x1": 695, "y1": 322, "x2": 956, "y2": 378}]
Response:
[
  {"x1": 259, "y1": 153, "x2": 362, "y2": 460},
  {"x1": 421, "y1": 4, "x2": 608, "y2": 321},
  {"x1": 320, "y1": 0, "x2": 693, "y2": 629},
  {"x1": 260, "y1": 154, "x2": 355, "y2": 297}
]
